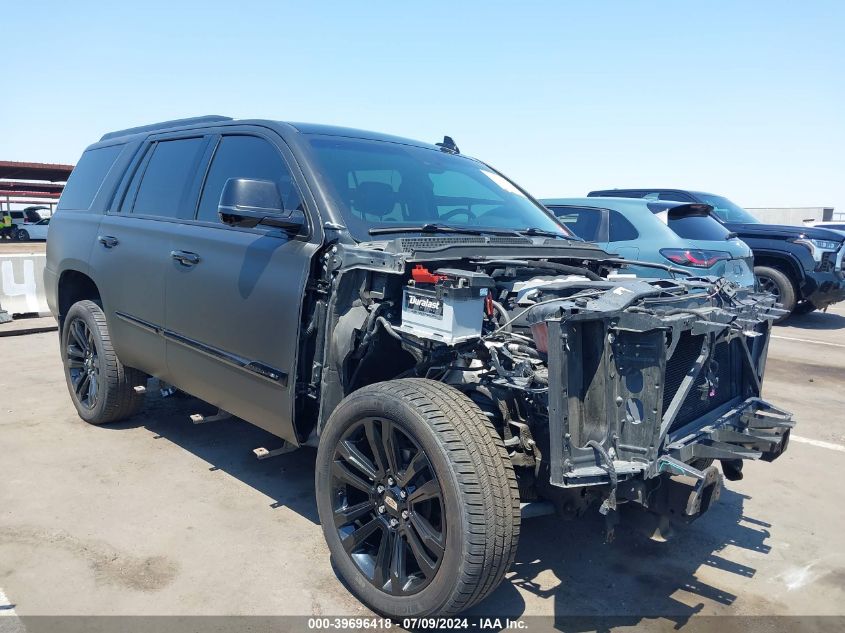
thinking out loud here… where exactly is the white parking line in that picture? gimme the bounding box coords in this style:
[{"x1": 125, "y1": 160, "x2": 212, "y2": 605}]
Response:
[
  {"x1": 0, "y1": 587, "x2": 25, "y2": 633},
  {"x1": 791, "y1": 435, "x2": 845, "y2": 453},
  {"x1": 0, "y1": 586, "x2": 17, "y2": 615},
  {"x1": 771, "y1": 335, "x2": 845, "y2": 348}
]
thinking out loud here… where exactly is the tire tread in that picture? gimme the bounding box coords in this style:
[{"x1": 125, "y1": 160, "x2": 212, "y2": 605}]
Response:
[{"x1": 64, "y1": 300, "x2": 145, "y2": 424}]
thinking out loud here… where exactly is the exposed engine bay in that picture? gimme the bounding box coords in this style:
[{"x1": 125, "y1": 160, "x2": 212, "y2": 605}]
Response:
[{"x1": 303, "y1": 237, "x2": 794, "y2": 533}]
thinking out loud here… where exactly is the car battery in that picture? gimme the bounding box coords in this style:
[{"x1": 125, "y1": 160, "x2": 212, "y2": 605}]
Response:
[{"x1": 396, "y1": 266, "x2": 493, "y2": 345}]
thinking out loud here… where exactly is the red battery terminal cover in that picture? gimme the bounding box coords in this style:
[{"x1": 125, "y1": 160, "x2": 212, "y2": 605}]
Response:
[
  {"x1": 484, "y1": 293, "x2": 494, "y2": 317},
  {"x1": 411, "y1": 264, "x2": 448, "y2": 285}
]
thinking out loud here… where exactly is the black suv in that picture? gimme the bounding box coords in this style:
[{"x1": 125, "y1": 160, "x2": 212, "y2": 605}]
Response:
[
  {"x1": 47, "y1": 117, "x2": 792, "y2": 618},
  {"x1": 589, "y1": 189, "x2": 845, "y2": 319}
]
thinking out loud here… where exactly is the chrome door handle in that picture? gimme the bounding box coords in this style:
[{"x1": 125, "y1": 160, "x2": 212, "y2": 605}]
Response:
[
  {"x1": 98, "y1": 235, "x2": 119, "y2": 248},
  {"x1": 171, "y1": 250, "x2": 201, "y2": 267}
]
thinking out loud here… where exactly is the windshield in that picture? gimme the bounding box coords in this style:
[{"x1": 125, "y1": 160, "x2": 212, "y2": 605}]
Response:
[
  {"x1": 307, "y1": 137, "x2": 570, "y2": 241},
  {"x1": 696, "y1": 194, "x2": 760, "y2": 224}
]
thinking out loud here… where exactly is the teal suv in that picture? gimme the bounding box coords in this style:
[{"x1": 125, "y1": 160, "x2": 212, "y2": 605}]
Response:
[{"x1": 542, "y1": 197, "x2": 755, "y2": 287}]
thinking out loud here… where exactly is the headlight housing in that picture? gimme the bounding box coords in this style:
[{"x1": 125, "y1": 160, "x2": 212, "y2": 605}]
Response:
[{"x1": 793, "y1": 237, "x2": 842, "y2": 263}]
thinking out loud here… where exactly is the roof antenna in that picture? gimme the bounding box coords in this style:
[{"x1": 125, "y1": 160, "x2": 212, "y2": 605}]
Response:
[{"x1": 436, "y1": 135, "x2": 460, "y2": 154}]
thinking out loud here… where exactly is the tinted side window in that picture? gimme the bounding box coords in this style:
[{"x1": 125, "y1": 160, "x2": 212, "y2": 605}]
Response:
[
  {"x1": 608, "y1": 210, "x2": 639, "y2": 241},
  {"x1": 196, "y1": 136, "x2": 303, "y2": 223},
  {"x1": 667, "y1": 214, "x2": 731, "y2": 240},
  {"x1": 132, "y1": 138, "x2": 206, "y2": 219},
  {"x1": 58, "y1": 145, "x2": 123, "y2": 211},
  {"x1": 549, "y1": 206, "x2": 602, "y2": 241}
]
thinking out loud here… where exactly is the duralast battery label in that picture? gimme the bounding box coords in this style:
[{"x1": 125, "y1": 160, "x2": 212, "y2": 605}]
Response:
[{"x1": 404, "y1": 291, "x2": 443, "y2": 319}]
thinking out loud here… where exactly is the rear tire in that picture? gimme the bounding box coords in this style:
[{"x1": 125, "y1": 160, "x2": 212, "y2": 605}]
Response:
[
  {"x1": 61, "y1": 300, "x2": 146, "y2": 424},
  {"x1": 754, "y1": 266, "x2": 796, "y2": 322},
  {"x1": 315, "y1": 378, "x2": 520, "y2": 618}
]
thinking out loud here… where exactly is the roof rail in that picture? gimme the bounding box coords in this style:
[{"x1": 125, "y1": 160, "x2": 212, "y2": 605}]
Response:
[{"x1": 100, "y1": 115, "x2": 233, "y2": 141}]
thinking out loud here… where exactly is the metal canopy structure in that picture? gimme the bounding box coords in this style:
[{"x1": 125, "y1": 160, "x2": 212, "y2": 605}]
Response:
[{"x1": 0, "y1": 160, "x2": 74, "y2": 212}]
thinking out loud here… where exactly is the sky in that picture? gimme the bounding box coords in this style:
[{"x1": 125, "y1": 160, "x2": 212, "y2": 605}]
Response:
[{"x1": 2, "y1": 1, "x2": 843, "y2": 212}]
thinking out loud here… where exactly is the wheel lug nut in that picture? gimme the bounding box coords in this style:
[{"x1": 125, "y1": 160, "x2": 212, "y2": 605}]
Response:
[
  {"x1": 376, "y1": 485, "x2": 385, "y2": 494},
  {"x1": 378, "y1": 505, "x2": 385, "y2": 514},
  {"x1": 401, "y1": 510, "x2": 409, "y2": 520},
  {"x1": 389, "y1": 518, "x2": 398, "y2": 528},
  {"x1": 399, "y1": 490, "x2": 407, "y2": 499},
  {"x1": 387, "y1": 477, "x2": 395, "y2": 486}
]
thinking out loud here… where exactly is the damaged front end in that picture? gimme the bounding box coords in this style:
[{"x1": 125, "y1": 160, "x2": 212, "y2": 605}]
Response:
[
  {"x1": 536, "y1": 278, "x2": 793, "y2": 528},
  {"x1": 313, "y1": 237, "x2": 794, "y2": 536}
]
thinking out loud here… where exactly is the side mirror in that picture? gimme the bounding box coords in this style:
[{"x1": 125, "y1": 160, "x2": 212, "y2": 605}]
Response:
[{"x1": 218, "y1": 178, "x2": 305, "y2": 233}]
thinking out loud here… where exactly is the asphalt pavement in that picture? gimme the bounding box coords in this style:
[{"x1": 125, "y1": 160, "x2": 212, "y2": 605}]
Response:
[{"x1": 0, "y1": 302, "x2": 843, "y2": 629}]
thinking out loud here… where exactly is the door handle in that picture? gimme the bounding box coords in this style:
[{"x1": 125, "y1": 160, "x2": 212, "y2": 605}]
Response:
[
  {"x1": 171, "y1": 250, "x2": 201, "y2": 267},
  {"x1": 98, "y1": 235, "x2": 119, "y2": 248}
]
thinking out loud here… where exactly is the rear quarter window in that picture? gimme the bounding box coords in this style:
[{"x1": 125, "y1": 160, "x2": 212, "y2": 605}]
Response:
[
  {"x1": 608, "y1": 210, "x2": 639, "y2": 241},
  {"x1": 667, "y1": 213, "x2": 731, "y2": 240},
  {"x1": 58, "y1": 145, "x2": 123, "y2": 211},
  {"x1": 548, "y1": 206, "x2": 602, "y2": 241}
]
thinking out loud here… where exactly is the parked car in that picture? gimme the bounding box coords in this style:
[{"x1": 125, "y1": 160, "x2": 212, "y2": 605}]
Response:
[
  {"x1": 541, "y1": 197, "x2": 755, "y2": 287},
  {"x1": 47, "y1": 117, "x2": 791, "y2": 618},
  {"x1": 15, "y1": 217, "x2": 50, "y2": 241},
  {"x1": 10, "y1": 206, "x2": 45, "y2": 225},
  {"x1": 589, "y1": 189, "x2": 845, "y2": 319}
]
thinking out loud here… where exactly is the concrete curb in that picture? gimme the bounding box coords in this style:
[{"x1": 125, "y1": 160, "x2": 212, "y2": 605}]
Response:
[
  {"x1": 0, "y1": 316, "x2": 58, "y2": 338},
  {"x1": 0, "y1": 324, "x2": 58, "y2": 337}
]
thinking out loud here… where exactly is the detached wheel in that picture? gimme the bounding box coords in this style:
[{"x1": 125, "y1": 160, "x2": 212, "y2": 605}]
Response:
[
  {"x1": 315, "y1": 378, "x2": 520, "y2": 618},
  {"x1": 754, "y1": 266, "x2": 796, "y2": 322},
  {"x1": 62, "y1": 300, "x2": 146, "y2": 424}
]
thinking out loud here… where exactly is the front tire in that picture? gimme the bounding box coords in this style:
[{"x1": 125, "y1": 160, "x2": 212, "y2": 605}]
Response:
[
  {"x1": 755, "y1": 265, "x2": 796, "y2": 322},
  {"x1": 16, "y1": 229, "x2": 30, "y2": 241},
  {"x1": 61, "y1": 300, "x2": 146, "y2": 424},
  {"x1": 315, "y1": 379, "x2": 520, "y2": 618}
]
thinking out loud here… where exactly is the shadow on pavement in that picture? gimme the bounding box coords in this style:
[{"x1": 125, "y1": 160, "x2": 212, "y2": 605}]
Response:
[
  {"x1": 468, "y1": 487, "x2": 772, "y2": 629},
  {"x1": 105, "y1": 388, "x2": 774, "y2": 628},
  {"x1": 106, "y1": 388, "x2": 320, "y2": 524},
  {"x1": 778, "y1": 310, "x2": 845, "y2": 331}
]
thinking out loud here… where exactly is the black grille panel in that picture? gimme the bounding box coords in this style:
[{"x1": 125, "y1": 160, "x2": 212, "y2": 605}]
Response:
[
  {"x1": 399, "y1": 236, "x2": 531, "y2": 251},
  {"x1": 662, "y1": 333, "x2": 740, "y2": 431}
]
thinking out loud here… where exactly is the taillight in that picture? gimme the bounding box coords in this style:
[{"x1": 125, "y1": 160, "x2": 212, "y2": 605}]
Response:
[{"x1": 660, "y1": 249, "x2": 731, "y2": 268}]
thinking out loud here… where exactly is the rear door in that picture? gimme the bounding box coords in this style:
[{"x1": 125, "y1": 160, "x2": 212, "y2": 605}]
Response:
[
  {"x1": 163, "y1": 130, "x2": 321, "y2": 444},
  {"x1": 91, "y1": 135, "x2": 210, "y2": 380}
]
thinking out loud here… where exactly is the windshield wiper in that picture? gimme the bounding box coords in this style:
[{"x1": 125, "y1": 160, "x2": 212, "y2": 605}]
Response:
[
  {"x1": 368, "y1": 223, "x2": 518, "y2": 236},
  {"x1": 519, "y1": 227, "x2": 575, "y2": 240}
]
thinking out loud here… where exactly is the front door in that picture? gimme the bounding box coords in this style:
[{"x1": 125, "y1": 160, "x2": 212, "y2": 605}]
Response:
[{"x1": 164, "y1": 133, "x2": 320, "y2": 444}]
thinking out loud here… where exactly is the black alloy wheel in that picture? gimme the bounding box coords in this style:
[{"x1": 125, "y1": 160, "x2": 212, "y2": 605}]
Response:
[
  {"x1": 61, "y1": 300, "x2": 146, "y2": 424},
  {"x1": 315, "y1": 379, "x2": 521, "y2": 617},
  {"x1": 66, "y1": 316, "x2": 101, "y2": 410},
  {"x1": 331, "y1": 417, "x2": 446, "y2": 596},
  {"x1": 756, "y1": 273, "x2": 781, "y2": 301},
  {"x1": 754, "y1": 265, "x2": 796, "y2": 322}
]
